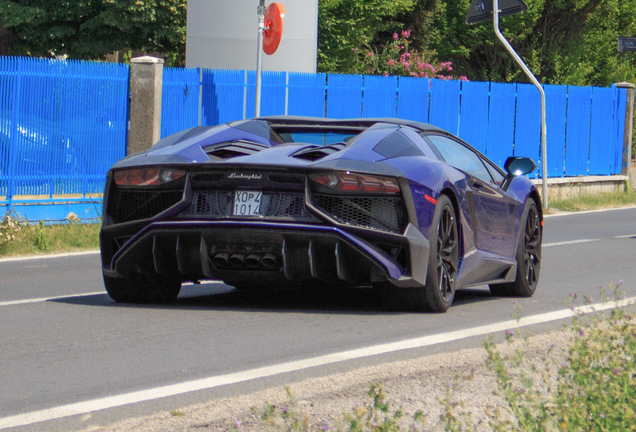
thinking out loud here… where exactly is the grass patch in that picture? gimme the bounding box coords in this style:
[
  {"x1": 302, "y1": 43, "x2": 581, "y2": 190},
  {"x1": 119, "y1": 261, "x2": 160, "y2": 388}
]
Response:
[
  {"x1": 548, "y1": 188, "x2": 636, "y2": 212},
  {"x1": 0, "y1": 213, "x2": 100, "y2": 258}
]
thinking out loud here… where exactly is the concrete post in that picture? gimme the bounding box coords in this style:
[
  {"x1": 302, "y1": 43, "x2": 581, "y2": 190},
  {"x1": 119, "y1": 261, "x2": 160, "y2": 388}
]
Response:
[
  {"x1": 615, "y1": 82, "x2": 634, "y2": 180},
  {"x1": 128, "y1": 56, "x2": 164, "y2": 156}
]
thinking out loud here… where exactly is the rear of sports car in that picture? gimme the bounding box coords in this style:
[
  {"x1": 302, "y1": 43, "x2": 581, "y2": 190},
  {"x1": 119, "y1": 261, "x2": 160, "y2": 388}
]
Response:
[{"x1": 100, "y1": 162, "x2": 431, "y2": 303}]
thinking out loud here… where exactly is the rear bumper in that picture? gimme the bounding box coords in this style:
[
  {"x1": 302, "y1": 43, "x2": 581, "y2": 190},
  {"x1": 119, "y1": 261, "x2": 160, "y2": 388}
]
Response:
[{"x1": 101, "y1": 220, "x2": 429, "y2": 288}]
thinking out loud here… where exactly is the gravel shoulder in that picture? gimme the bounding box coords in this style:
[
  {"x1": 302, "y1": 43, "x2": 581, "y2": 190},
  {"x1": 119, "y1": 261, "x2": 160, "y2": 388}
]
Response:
[{"x1": 78, "y1": 329, "x2": 573, "y2": 431}]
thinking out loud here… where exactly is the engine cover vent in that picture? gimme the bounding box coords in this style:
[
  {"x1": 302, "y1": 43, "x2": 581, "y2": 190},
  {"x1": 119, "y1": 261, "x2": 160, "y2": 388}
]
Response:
[
  {"x1": 291, "y1": 142, "x2": 346, "y2": 161},
  {"x1": 204, "y1": 140, "x2": 270, "y2": 159}
]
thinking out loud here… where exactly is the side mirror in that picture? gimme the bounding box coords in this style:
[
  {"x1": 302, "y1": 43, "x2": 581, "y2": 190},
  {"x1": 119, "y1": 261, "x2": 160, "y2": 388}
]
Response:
[{"x1": 504, "y1": 156, "x2": 536, "y2": 176}]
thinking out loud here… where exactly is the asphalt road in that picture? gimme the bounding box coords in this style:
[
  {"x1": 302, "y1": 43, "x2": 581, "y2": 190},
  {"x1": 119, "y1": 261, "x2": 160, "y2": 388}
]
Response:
[{"x1": 1, "y1": 207, "x2": 635, "y2": 431}]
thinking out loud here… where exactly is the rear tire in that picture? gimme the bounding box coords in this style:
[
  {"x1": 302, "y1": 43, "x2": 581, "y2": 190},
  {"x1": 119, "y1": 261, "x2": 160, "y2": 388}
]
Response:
[
  {"x1": 490, "y1": 199, "x2": 541, "y2": 297},
  {"x1": 103, "y1": 274, "x2": 181, "y2": 304},
  {"x1": 381, "y1": 195, "x2": 459, "y2": 312}
]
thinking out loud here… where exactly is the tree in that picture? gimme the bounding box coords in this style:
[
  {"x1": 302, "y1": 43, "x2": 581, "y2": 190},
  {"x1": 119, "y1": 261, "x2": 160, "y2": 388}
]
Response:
[
  {"x1": 399, "y1": 0, "x2": 636, "y2": 86},
  {"x1": 318, "y1": 0, "x2": 417, "y2": 73},
  {"x1": 317, "y1": 0, "x2": 636, "y2": 86},
  {"x1": 0, "y1": 0, "x2": 187, "y2": 66},
  {"x1": 349, "y1": 29, "x2": 466, "y2": 80},
  {"x1": 556, "y1": 0, "x2": 636, "y2": 86}
]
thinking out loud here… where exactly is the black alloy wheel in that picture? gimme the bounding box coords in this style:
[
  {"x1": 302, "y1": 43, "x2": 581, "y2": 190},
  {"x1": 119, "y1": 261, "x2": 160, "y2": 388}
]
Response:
[
  {"x1": 521, "y1": 203, "x2": 541, "y2": 288},
  {"x1": 490, "y1": 199, "x2": 541, "y2": 297},
  {"x1": 433, "y1": 199, "x2": 459, "y2": 304},
  {"x1": 381, "y1": 194, "x2": 459, "y2": 312},
  {"x1": 423, "y1": 194, "x2": 459, "y2": 312}
]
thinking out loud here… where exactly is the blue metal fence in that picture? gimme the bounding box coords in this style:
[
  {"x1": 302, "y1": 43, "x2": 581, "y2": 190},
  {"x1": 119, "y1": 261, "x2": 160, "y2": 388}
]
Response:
[
  {"x1": 0, "y1": 57, "x2": 129, "y2": 221},
  {"x1": 162, "y1": 70, "x2": 627, "y2": 179},
  {"x1": 201, "y1": 69, "x2": 245, "y2": 126},
  {"x1": 161, "y1": 67, "x2": 199, "y2": 138},
  {"x1": 0, "y1": 56, "x2": 629, "y2": 223},
  {"x1": 288, "y1": 72, "x2": 326, "y2": 117}
]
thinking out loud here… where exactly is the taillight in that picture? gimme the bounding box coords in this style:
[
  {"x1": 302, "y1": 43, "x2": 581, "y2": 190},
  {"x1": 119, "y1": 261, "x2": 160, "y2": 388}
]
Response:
[
  {"x1": 310, "y1": 172, "x2": 400, "y2": 194},
  {"x1": 113, "y1": 167, "x2": 185, "y2": 186}
]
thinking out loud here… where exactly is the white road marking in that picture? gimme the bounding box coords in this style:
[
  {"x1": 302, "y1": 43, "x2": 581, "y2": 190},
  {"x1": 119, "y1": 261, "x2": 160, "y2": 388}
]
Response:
[
  {"x1": 543, "y1": 205, "x2": 636, "y2": 218},
  {"x1": 614, "y1": 234, "x2": 636, "y2": 239},
  {"x1": 544, "y1": 233, "x2": 636, "y2": 247},
  {"x1": 0, "y1": 250, "x2": 99, "y2": 263},
  {"x1": 0, "y1": 292, "x2": 105, "y2": 307},
  {"x1": 1, "y1": 296, "x2": 634, "y2": 430},
  {"x1": 0, "y1": 283, "x2": 225, "y2": 308},
  {"x1": 543, "y1": 239, "x2": 598, "y2": 248}
]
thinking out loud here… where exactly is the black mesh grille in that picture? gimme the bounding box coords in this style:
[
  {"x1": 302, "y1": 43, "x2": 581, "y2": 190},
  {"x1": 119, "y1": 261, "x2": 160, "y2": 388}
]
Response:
[
  {"x1": 109, "y1": 189, "x2": 183, "y2": 224},
  {"x1": 182, "y1": 191, "x2": 233, "y2": 216},
  {"x1": 180, "y1": 190, "x2": 315, "y2": 220},
  {"x1": 265, "y1": 193, "x2": 308, "y2": 218},
  {"x1": 313, "y1": 194, "x2": 407, "y2": 234}
]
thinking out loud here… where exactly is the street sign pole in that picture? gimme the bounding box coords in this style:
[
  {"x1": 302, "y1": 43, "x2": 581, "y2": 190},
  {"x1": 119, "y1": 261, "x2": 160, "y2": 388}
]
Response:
[
  {"x1": 255, "y1": 0, "x2": 265, "y2": 117},
  {"x1": 255, "y1": 1, "x2": 285, "y2": 117},
  {"x1": 467, "y1": 0, "x2": 548, "y2": 209},
  {"x1": 491, "y1": 0, "x2": 548, "y2": 209}
]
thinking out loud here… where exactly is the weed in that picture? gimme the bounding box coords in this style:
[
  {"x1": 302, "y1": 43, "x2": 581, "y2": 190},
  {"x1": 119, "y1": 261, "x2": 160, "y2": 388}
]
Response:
[
  {"x1": 35, "y1": 220, "x2": 48, "y2": 251},
  {"x1": 484, "y1": 282, "x2": 635, "y2": 431},
  {"x1": 553, "y1": 283, "x2": 635, "y2": 430},
  {"x1": 341, "y1": 383, "x2": 417, "y2": 431},
  {"x1": 0, "y1": 211, "x2": 27, "y2": 250},
  {"x1": 258, "y1": 386, "x2": 313, "y2": 431},
  {"x1": 436, "y1": 369, "x2": 476, "y2": 431},
  {"x1": 241, "y1": 384, "x2": 426, "y2": 431}
]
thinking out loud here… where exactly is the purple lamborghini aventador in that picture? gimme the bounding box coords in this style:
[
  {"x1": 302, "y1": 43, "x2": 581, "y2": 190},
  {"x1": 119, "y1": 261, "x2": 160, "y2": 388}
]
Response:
[{"x1": 100, "y1": 117, "x2": 542, "y2": 312}]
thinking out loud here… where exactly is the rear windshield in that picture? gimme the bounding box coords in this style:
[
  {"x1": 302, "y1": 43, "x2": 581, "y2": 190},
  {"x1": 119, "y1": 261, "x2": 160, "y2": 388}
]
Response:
[{"x1": 277, "y1": 131, "x2": 357, "y2": 146}]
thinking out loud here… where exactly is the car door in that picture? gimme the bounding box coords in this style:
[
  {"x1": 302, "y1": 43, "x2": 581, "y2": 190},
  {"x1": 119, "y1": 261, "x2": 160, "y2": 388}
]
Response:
[{"x1": 424, "y1": 134, "x2": 518, "y2": 259}]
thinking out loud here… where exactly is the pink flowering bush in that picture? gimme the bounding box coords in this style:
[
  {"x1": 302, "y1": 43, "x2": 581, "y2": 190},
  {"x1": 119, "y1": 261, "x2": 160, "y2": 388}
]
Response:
[{"x1": 353, "y1": 29, "x2": 468, "y2": 81}]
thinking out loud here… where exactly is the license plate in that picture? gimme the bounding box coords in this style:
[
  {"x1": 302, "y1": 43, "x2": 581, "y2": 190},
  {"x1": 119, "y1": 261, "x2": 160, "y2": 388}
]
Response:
[{"x1": 233, "y1": 190, "x2": 262, "y2": 216}]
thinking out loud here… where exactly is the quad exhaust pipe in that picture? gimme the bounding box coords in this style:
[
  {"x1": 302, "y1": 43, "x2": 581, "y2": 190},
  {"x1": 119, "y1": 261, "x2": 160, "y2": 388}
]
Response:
[
  {"x1": 245, "y1": 253, "x2": 261, "y2": 267},
  {"x1": 211, "y1": 252, "x2": 229, "y2": 267},
  {"x1": 229, "y1": 253, "x2": 245, "y2": 266},
  {"x1": 210, "y1": 250, "x2": 281, "y2": 270},
  {"x1": 261, "y1": 252, "x2": 278, "y2": 268}
]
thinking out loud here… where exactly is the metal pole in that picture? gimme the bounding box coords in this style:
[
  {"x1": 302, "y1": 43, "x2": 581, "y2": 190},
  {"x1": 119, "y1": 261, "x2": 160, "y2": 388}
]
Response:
[
  {"x1": 255, "y1": 0, "x2": 265, "y2": 117},
  {"x1": 493, "y1": 0, "x2": 548, "y2": 209}
]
